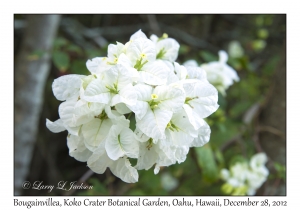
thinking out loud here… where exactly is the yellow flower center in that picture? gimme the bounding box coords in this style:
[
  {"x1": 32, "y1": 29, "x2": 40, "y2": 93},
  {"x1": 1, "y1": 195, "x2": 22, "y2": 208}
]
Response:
[
  {"x1": 162, "y1": 33, "x2": 168, "y2": 38},
  {"x1": 151, "y1": 94, "x2": 158, "y2": 99}
]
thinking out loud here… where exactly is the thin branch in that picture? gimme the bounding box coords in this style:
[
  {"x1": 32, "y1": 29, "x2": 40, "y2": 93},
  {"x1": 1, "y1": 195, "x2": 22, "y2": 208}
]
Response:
[
  {"x1": 63, "y1": 169, "x2": 94, "y2": 196},
  {"x1": 220, "y1": 134, "x2": 242, "y2": 152},
  {"x1": 265, "y1": 178, "x2": 281, "y2": 196},
  {"x1": 159, "y1": 23, "x2": 219, "y2": 52},
  {"x1": 253, "y1": 131, "x2": 263, "y2": 153},
  {"x1": 106, "y1": 169, "x2": 115, "y2": 195},
  {"x1": 79, "y1": 169, "x2": 95, "y2": 183},
  {"x1": 190, "y1": 148, "x2": 202, "y2": 174},
  {"x1": 147, "y1": 15, "x2": 161, "y2": 35},
  {"x1": 60, "y1": 17, "x2": 218, "y2": 53},
  {"x1": 257, "y1": 125, "x2": 285, "y2": 140}
]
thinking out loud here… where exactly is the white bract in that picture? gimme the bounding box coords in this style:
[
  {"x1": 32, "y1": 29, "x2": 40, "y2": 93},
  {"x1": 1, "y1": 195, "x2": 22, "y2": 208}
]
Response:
[
  {"x1": 220, "y1": 153, "x2": 269, "y2": 195},
  {"x1": 184, "y1": 50, "x2": 239, "y2": 96},
  {"x1": 46, "y1": 30, "x2": 220, "y2": 183}
]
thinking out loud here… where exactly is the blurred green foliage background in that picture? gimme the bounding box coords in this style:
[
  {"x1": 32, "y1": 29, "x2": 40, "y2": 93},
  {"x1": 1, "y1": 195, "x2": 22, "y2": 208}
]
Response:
[{"x1": 14, "y1": 14, "x2": 286, "y2": 196}]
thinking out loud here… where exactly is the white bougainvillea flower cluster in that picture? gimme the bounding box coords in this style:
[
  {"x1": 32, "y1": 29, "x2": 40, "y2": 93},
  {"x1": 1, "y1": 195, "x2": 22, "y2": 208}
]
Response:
[
  {"x1": 184, "y1": 50, "x2": 239, "y2": 96},
  {"x1": 220, "y1": 153, "x2": 269, "y2": 195},
  {"x1": 46, "y1": 30, "x2": 219, "y2": 183}
]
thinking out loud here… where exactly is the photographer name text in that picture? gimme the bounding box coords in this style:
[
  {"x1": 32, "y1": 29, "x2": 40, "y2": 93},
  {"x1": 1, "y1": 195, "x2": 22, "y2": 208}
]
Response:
[{"x1": 22, "y1": 181, "x2": 93, "y2": 192}]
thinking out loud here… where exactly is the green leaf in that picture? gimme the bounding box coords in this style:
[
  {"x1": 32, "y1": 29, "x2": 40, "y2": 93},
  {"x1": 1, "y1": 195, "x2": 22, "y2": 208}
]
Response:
[
  {"x1": 217, "y1": 92, "x2": 227, "y2": 109},
  {"x1": 221, "y1": 183, "x2": 234, "y2": 195},
  {"x1": 210, "y1": 118, "x2": 241, "y2": 148},
  {"x1": 214, "y1": 148, "x2": 225, "y2": 168},
  {"x1": 86, "y1": 49, "x2": 105, "y2": 59},
  {"x1": 195, "y1": 145, "x2": 219, "y2": 182},
  {"x1": 70, "y1": 59, "x2": 89, "y2": 75},
  {"x1": 127, "y1": 189, "x2": 146, "y2": 196},
  {"x1": 67, "y1": 44, "x2": 82, "y2": 54},
  {"x1": 229, "y1": 101, "x2": 252, "y2": 118},
  {"x1": 251, "y1": 39, "x2": 266, "y2": 52},
  {"x1": 133, "y1": 169, "x2": 161, "y2": 195},
  {"x1": 199, "y1": 51, "x2": 218, "y2": 62},
  {"x1": 255, "y1": 16, "x2": 264, "y2": 26},
  {"x1": 53, "y1": 37, "x2": 68, "y2": 49},
  {"x1": 178, "y1": 44, "x2": 190, "y2": 55},
  {"x1": 257, "y1": 28, "x2": 269, "y2": 39},
  {"x1": 273, "y1": 162, "x2": 286, "y2": 180},
  {"x1": 53, "y1": 51, "x2": 70, "y2": 72},
  {"x1": 262, "y1": 54, "x2": 280, "y2": 77},
  {"x1": 129, "y1": 113, "x2": 136, "y2": 132},
  {"x1": 217, "y1": 123, "x2": 226, "y2": 133},
  {"x1": 229, "y1": 155, "x2": 247, "y2": 168}
]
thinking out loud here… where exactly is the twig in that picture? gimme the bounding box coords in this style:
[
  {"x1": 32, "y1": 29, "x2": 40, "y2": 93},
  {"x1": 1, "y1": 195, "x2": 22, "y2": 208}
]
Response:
[
  {"x1": 253, "y1": 131, "x2": 263, "y2": 153},
  {"x1": 257, "y1": 125, "x2": 285, "y2": 140},
  {"x1": 202, "y1": 15, "x2": 214, "y2": 38},
  {"x1": 147, "y1": 15, "x2": 161, "y2": 35},
  {"x1": 63, "y1": 169, "x2": 94, "y2": 196},
  {"x1": 79, "y1": 169, "x2": 94, "y2": 183},
  {"x1": 268, "y1": 178, "x2": 281, "y2": 196},
  {"x1": 106, "y1": 170, "x2": 115, "y2": 195},
  {"x1": 82, "y1": 22, "x2": 151, "y2": 38},
  {"x1": 190, "y1": 148, "x2": 202, "y2": 174},
  {"x1": 60, "y1": 18, "x2": 97, "y2": 50},
  {"x1": 243, "y1": 102, "x2": 261, "y2": 125},
  {"x1": 220, "y1": 134, "x2": 242, "y2": 152},
  {"x1": 159, "y1": 23, "x2": 219, "y2": 52},
  {"x1": 61, "y1": 17, "x2": 219, "y2": 53}
]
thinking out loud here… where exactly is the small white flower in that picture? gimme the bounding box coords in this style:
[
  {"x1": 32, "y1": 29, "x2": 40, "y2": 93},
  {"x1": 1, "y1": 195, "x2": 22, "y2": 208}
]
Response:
[
  {"x1": 109, "y1": 156, "x2": 139, "y2": 183},
  {"x1": 152, "y1": 34, "x2": 180, "y2": 62},
  {"x1": 105, "y1": 124, "x2": 139, "y2": 160},
  {"x1": 58, "y1": 98, "x2": 104, "y2": 128},
  {"x1": 130, "y1": 29, "x2": 148, "y2": 41},
  {"x1": 161, "y1": 172, "x2": 179, "y2": 191},
  {"x1": 137, "y1": 60, "x2": 170, "y2": 85},
  {"x1": 86, "y1": 57, "x2": 111, "y2": 75},
  {"x1": 250, "y1": 153, "x2": 269, "y2": 177},
  {"x1": 182, "y1": 80, "x2": 219, "y2": 129},
  {"x1": 67, "y1": 134, "x2": 93, "y2": 162},
  {"x1": 200, "y1": 51, "x2": 239, "y2": 95},
  {"x1": 220, "y1": 153, "x2": 269, "y2": 195},
  {"x1": 107, "y1": 42, "x2": 126, "y2": 64},
  {"x1": 87, "y1": 148, "x2": 139, "y2": 183},
  {"x1": 183, "y1": 60, "x2": 198, "y2": 67},
  {"x1": 83, "y1": 64, "x2": 137, "y2": 107},
  {"x1": 136, "y1": 106, "x2": 173, "y2": 140},
  {"x1": 184, "y1": 51, "x2": 239, "y2": 96},
  {"x1": 52, "y1": 74, "x2": 84, "y2": 101},
  {"x1": 228, "y1": 41, "x2": 244, "y2": 58},
  {"x1": 46, "y1": 118, "x2": 65, "y2": 133},
  {"x1": 126, "y1": 37, "x2": 156, "y2": 68},
  {"x1": 134, "y1": 84, "x2": 186, "y2": 140}
]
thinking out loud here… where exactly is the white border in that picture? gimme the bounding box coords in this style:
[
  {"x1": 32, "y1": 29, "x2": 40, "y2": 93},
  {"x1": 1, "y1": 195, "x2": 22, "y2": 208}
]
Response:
[{"x1": 3, "y1": 0, "x2": 298, "y2": 209}]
